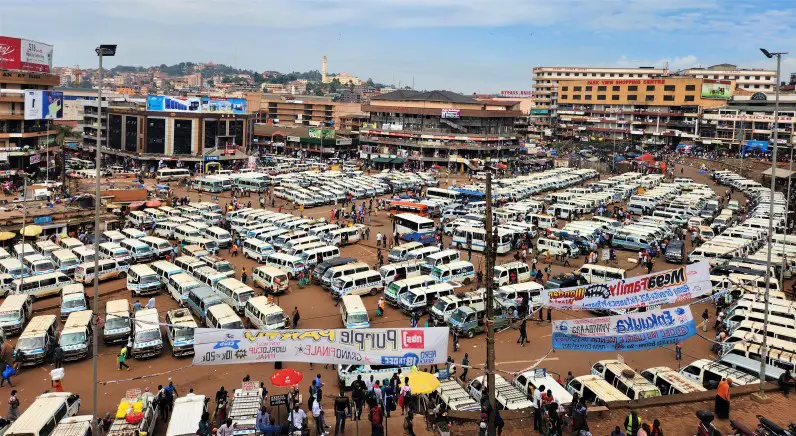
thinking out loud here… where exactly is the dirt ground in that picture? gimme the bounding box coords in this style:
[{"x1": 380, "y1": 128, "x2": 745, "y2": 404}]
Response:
[{"x1": 2, "y1": 161, "x2": 794, "y2": 435}]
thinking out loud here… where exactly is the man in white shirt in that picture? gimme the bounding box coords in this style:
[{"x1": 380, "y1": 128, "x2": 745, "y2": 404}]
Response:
[
  {"x1": 312, "y1": 397, "x2": 326, "y2": 436},
  {"x1": 217, "y1": 418, "x2": 235, "y2": 436},
  {"x1": 288, "y1": 404, "x2": 308, "y2": 432},
  {"x1": 376, "y1": 232, "x2": 383, "y2": 247},
  {"x1": 533, "y1": 384, "x2": 545, "y2": 431}
]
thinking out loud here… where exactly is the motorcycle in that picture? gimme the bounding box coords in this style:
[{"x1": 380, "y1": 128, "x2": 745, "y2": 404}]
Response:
[
  {"x1": 757, "y1": 415, "x2": 794, "y2": 436},
  {"x1": 696, "y1": 410, "x2": 722, "y2": 436}
]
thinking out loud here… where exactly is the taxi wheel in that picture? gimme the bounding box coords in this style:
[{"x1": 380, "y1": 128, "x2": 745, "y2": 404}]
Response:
[
  {"x1": 119, "y1": 272, "x2": 126, "y2": 279},
  {"x1": 370, "y1": 288, "x2": 378, "y2": 296},
  {"x1": 467, "y1": 330, "x2": 475, "y2": 339}
]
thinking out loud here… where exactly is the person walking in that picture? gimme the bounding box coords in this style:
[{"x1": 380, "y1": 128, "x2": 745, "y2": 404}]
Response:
[
  {"x1": 218, "y1": 418, "x2": 234, "y2": 436},
  {"x1": 403, "y1": 412, "x2": 416, "y2": 436},
  {"x1": 701, "y1": 309, "x2": 710, "y2": 332},
  {"x1": 459, "y1": 354, "x2": 469, "y2": 382},
  {"x1": 197, "y1": 412, "x2": 212, "y2": 436},
  {"x1": 369, "y1": 400, "x2": 384, "y2": 436},
  {"x1": 292, "y1": 307, "x2": 301, "y2": 328},
  {"x1": 376, "y1": 297, "x2": 385, "y2": 317},
  {"x1": 715, "y1": 378, "x2": 731, "y2": 419},
  {"x1": 650, "y1": 419, "x2": 664, "y2": 436},
  {"x1": 311, "y1": 396, "x2": 325, "y2": 436},
  {"x1": 241, "y1": 267, "x2": 248, "y2": 285},
  {"x1": 333, "y1": 390, "x2": 350, "y2": 436},
  {"x1": 7, "y1": 390, "x2": 20, "y2": 421},
  {"x1": 351, "y1": 375, "x2": 365, "y2": 420},
  {"x1": 118, "y1": 344, "x2": 130, "y2": 371},
  {"x1": 517, "y1": 318, "x2": 528, "y2": 346},
  {"x1": 53, "y1": 344, "x2": 64, "y2": 369},
  {"x1": 624, "y1": 410, "x2": 643, "y2": 436}
]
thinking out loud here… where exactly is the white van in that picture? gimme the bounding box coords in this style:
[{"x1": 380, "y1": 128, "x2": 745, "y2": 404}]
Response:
[
  {"x1": 398, "y1": 282, "x2": 456, "y2": 314},
  {"x1": 206, "y1": 303, "x2": 244, "y2": 330},
  {"x1": 299, "y1": 245, "x2": 340, "y2": 267},
  {"x1": 205, "y1": 226, "x2": 232, "y2": 248},
  {"x1": 164, "y1": 308, "x2": 197, "y2": 357},
  {"x1": 127, "y1": 264, "x2": 162, "y2": 296},
  {"x1": 215, "y1": 278, "x2": 255, "y2": 314},
  {"x1": 591, "y1": 360, "x2": 661, "y2": 400},
  {"x1": 576, "y1": 264, "x2": 627, "y2": 284},
  {"x1": 59, "y1": 237, "x2": 84, "y2": 251},
  {"x1": 60, "y1": 284, "x2": 88, "y2": 320},
  {"x1": 537, "y1": 238, "x2": 578, "y2": 256},
  {"x1": 98, "y1": 242, "x2": 133, "y2": 265},
  {"x1": 15, "y1": 315, "x2": 58, "y2": 366},
  {"x1": 340, "y1": 295, "x2": 370, "y2": 329},
  {"x1": 51, "y1": 249, "x2": 80, "y2": 276},
  {"x1": 0, "y1": 258, "x2": 27, "y2": 279},
  {"x1": 331, "y1": 270, "x2": 383, "y2": 299},
  {"x1": 337, "y1": 364, "x2": 413, "y2": 389},
  {"x1": 420, "y1": 249, "x2": 461, "y2": 275},
  {"x1": 151, "y1": 260, "x2": 184, "y2": 286},
  {"x1": 140, "y1": 236, "x2": 172, "y2": 259},
  {"x1": 173, "y1": 255, "x2": 207, "y2": 276},
  {"x1": 265, "y1": 253, "x2": 306, "y2": 278},
  {"x1": 0, "y1": 294, "x2": 32, "y2": 335},
  {"x1": 640, "y1": 366, "x2": 707, "y2": 395},
  {"x1": 74, "y1": 259, "x2": 128, "y2": 284},
  {"x1": 566, "y1": 375, "x2": 631, "y2": 405},
  {"x1": 253, "y1": 266, "x2": 289, "y2": 295},
  {"x1": 35, "y1": 240, "x2": 61, "y2": 258},
  {"x1": 321, "y1": 262, "x2": 371, "y2": 289},
  {"x1": 23, "y1": 254, "x2": 57, "y2": 275},
  {"x1": 173, "y1": 225, "x2": 203, "y2": 243},
  {"x1": 242, "y1": 238, "x2": 275, "y2": 263},
  {"x1": 384, "y1": 275, "x2": 438, "y2": 306},
  {"x1": 71, "y1": 246, "x2": 96, "y2": 264},
  {"x1": 131, "y1": 308, "x2": 163, "y2": 358},
  {"x1": 379, "y1": 259, "x2": 423, "y2": 286},
  {"x1": 431, "y1": 260, "x2": 475, "y2": 285},
  {"x1": 103, "y1": 299, "x2": 131, "y2": 344},
  {"x1": 102, "y1": 230, "x2": 126, "y2": 243},
  {"x1": 121, "y1": 228, "x2": 147, "y2": 240},
  {"x1": 404, "y1": 245, "x2": 440, "y2": 261},
  {"x1": 12, "y1": 271, "x2": 74, "y2": 299},
  {"x1": 323, "y1": 227, "x2": 362, "y2": 246},
  {"x1": 512, "y1": 371, "x2": 573, "y2": 406},
  {"x1": 4, "y1": 392, "x2": 81, "y2": 436},
  {"x1": 244, "y1": 296, "x2": 288, "y2": 330},
  {"x1": 59, "y1": 310, "x2": 93, "y2": 361},
  {"x1": 120, "y1": 239, "x2": 154, "y2": 263},
  {"x1": 493, "y1": 261, "x2": 531, "y2": 287},
  {"x1": 388, "y1": 242, "x2": 423, "y2": 262},
  {"x1": 166, "y1": 273, "x2": 202, "y2": 305},
  {"x1": 166, "y1": 396, "x2": 207, "y2": 436},
  {"x1": 679, "y1": 358, "x2": 759, "y2": 388}
]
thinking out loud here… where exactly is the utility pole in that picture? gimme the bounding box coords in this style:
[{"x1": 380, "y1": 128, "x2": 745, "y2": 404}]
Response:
[{"x1": 484, "y1": 172, "x2": 497, "y2": 436}]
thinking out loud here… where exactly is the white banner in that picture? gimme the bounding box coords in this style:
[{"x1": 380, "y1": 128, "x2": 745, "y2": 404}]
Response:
[
  {"x1": 193, "y1": 328, "x2": 449, "y2": 366},
  {"x1": 540, "y1": 262, "x2": 711, "y2": 311}
]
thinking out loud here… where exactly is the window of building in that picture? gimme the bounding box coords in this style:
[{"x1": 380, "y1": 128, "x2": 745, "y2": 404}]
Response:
[
  {"x1": 685, "y1": 85, "x2": 696, "y2": 91},
  {"x1": 173, "y1": 119, "x2": 193, "y2": 155},
  {"x1": 628, "y1": 85, "x2": 638, "y2": 91},
  {"x1": 663, "y1": 95, "x2": 675, "y2": 101},
  {"x1": 646, "y1": 85, "x2": 656, "y2": 91},
  {"x1": 585, "y1": 86, "x2": 592, "y2": 91},
  {"x1": 108, "y1": 114, "x2": 122, "y2": 150},
  {"x1": 565, "y1": 73, "x2": 570, "y2": 76},
  {"x1": 645, "y1": 95, "x2": 655, "y2": 101},
  {"x1": 619, "y1": 74, "x2": 625, "y2": 77},
  {"x1": 598, "y1": 86, "x2": 607, "y2": 91},
  {"x1": 597, "y1": 95, "x2": 606, "y2": 101},
  {"x1": 600, "y1": 73, "x2": 605, "y2": 77},
  {"x1": 627, "y1": 95, "x2": 637, "y2": 101},
  {"x1": 754, "y1": 84, "x2": 760, "y2": 89},
  {"x1": 585, "y1": 95, "x2": 592, "y2": 100},
  {"x1": 230, "y1": 120, "x2": 244, "y2": 147},
  {"x1": 745, "y1": 76, "x2": 750, "y2": 80},
  {"x1": 561, "y1": 86, "x2": 569, "y2": 91},
  {"x1": 146, "y1": 118, "x2": 166, "y2": 154},
  {"x1": 560, "y1": 95, "x2": 568, "y2": 100},
  {"x1": 612, "y1": 95, "x2": 620, "y2": 101},
  {"x1": 685, "y1": 95, "x2": 695, "y2": 102},
  {"x1": 574, "y1": 86, "x2": 582, "y2": 91},
  {"x1": 610, "y1": 73, "x2": 615, "y2": 77},
  {"x1": 755, "y1": 76, "x2": 760, "y2": 80},
  {"x1": 573, "y1": 95, "x2": 581, "y2": 100},
  {"x1": 612, "y1": 85, "x2": 620, "y2": 91},
  {"x1": 125, "y1": 116, "x2": 138, "y2": 152},
  {"x1": 664, "y1": 85, "x2": 676, "y2": 91}
]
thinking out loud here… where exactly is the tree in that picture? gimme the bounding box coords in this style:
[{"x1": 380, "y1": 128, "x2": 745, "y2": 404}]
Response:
[
  {"x1": 77, "y1": 80, "x2": 94, "y2": 89},
  {"x1": 366, "y1": 78, "x2": 375, "y2": 87},
  {"x1": 314, "y1": 88, "x2": 324, "y2": 96}
]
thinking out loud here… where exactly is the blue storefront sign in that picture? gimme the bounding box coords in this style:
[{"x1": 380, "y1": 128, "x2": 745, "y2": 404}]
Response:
[
  {"x1": 204, "y1": 155, "x2": 220, "y2": 162},
  {"x1": 33, "y1": 216, "x2": 53, "y2": 224}
]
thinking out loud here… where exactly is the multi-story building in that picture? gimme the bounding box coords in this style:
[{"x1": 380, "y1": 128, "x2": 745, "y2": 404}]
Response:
[
  {"x1": 252, "y1": 124, "x2": 359, "y2": 159},
  {"x1": 679, "y1": 64, "x2": 776, "y2": 93},
  {"x1": 256, "y1": 94, "x2": 361, "y2": 128},
  {"x1": 555, "y1": 77, "x2": 729, "y2": 148},
  {"x1": 699, "y1": 93, "x2": 796, "y2": 149},
  {"x1": 0, "y1": 69, "x2": 60, "y2": 171},
  {"x1": 359, "y1": 90, "x2": 522, "y2": 171},
  {"x1": 530, "y1": 66, "x2": 669, "y2": 138}
]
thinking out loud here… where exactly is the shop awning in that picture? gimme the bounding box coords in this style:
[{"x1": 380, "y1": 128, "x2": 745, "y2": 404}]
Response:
[
  {"x1": 391, "y1": 158, "x2": 406, "y2": 164},
  {"x1": 762, "y1": 167, "x2": 796, "y2": 178},
  {"x1": 372, "y1": 157, "x2": 391, "y2": 163}
]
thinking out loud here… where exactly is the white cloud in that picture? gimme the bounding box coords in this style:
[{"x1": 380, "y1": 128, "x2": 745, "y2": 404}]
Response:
[{"x1": 615, "y1": 55, "x2": 701, "y2": 70}]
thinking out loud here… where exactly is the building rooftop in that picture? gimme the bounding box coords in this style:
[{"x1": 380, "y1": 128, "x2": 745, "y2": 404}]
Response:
[{"x1": 371, "y1": 89, "x2": 479, "y2": 104}]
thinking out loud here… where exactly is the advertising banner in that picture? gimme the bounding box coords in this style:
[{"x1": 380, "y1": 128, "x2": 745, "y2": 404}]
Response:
[
  {"x1": 23, "y1": 90, "x2": 63, "y2": 120},
  {"x1": 201, "y1": 97, "x2": 247, "y2": 114},
  {"x1": 308, "y1": 128, "x2": 335, "y2": 139},
  {"x1": 552, "y1": 305, "x2": 697, "y2": 352},
  {"x1": 701, "y1": 79, "x2": 732, "y2": 99},
  {"x1": 192, "y1": 328, "x2": 449, "y2": 366},
  {"x1": 147, "y1": 95, "x2": 201, "y2": 113},
  {"x1": 441, "y1": 109, "x2": 460, "y2": 119},
  {"x1": 0, "y1": 36, "x2": 53, "y2": 73},
  {"x1": 540, "y1": 262, "x2": 711, "y2": 311}
]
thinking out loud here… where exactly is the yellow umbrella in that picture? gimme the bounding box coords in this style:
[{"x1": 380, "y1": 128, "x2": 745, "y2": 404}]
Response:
[
  {"x1": 0, "y1": 231, "x2": 15, "y2": 241},
  {"x1": 405, "y1": 366, "x2": 440, "y2": 395},
  {"x1": 19, "y1": 225, "x2": 43, "y2": 237}
]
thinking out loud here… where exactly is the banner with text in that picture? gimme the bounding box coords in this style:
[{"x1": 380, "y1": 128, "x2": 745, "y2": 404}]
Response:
[
  {"x1": 193, "y1": 328, "x2": 449, "y2": 366},
  {"x1": 540, "y1": 262, "x2": 711, "y2": 311},
  {"x1": 552, "y1": 305, "x2": 696, "y2": 352}
]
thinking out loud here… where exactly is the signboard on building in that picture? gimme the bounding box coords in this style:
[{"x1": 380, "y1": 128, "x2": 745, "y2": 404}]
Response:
[
  {"x1": 28, "y1": 154, "x2": 41, "y2": 164},
  {"x1": 703, "y1": 113, "x2": 793, "y2": 123},
  {"x1": 147, "y1": 95, "x2": 201, "y2": 113},
  {"x1": 308, "y1": 128, "x2": 335, "y2": 139},
  {"x1": 0, "y1": 36, "x2": 53, "y2": 73},
  {"x1": 201, "y1": 97, "x2": 247, "y2": 114},
  {"x1": 751, "y1": 92, "x2": 768, "y2": 101},
  {"x1": 701, "y1": 79, "x2": 732, "y2": 99},
  {"x1": 531, "y1": 109, "x2": 550, "y2": 115},
  {"x1": 23, "y1": 90, "x2": 63, "y2": 120},
  {"x1": 500, "y1": 90, "x2": 532, "y2": 97},
  {"x1": 441, "y1": 109, "x2": 460, "y2": 119}
]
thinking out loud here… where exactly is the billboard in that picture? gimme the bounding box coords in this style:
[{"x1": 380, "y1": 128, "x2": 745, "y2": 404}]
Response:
[
  {"x1": 552, "y1": 305, "x2": 697, "y2": 352},
  {"x1": 147, "y1": 95, "x2": 201, "y2": 112},
  {"x1": 23, "y1": 90, "x2": 63, "y2": 120},
  {"x1": 540, "y1": 262, "x2": 711, "y2": 311},
  {"x1": 192, "y1": 327, "x2": 449, "y2": 366},
  {"x1": 308, "y1": 128, "x2": 335, "y2": 139},
  {"x1": 441, "y1": 109, "x2": 460, "y2": 119},
  {"x1": 701, "y1": 79, "x2": 732, "y2": 99},
  {"x1": 0, "y1": 36, "x2": 53, "y2": 73},
  {"x1": 201, "y1": 97, "x2": 247, "y2": 114}
]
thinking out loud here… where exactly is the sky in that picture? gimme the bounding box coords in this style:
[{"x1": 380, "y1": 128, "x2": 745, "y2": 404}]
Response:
[{"x1": 2, "y1": 0, "x2": 796, "y2": 93}]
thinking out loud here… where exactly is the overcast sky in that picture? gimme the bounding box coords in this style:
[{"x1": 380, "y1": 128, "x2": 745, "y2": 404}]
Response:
[{"x1": 3, "y1": 0, "x2": 796, "y2": 93}]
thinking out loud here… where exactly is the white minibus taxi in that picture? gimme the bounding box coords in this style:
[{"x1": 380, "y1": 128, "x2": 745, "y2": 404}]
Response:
[
  {"x1": 331, "y1": 270, "x2": 383, "y2": 299},
  {"x1": 244, "y1": 296, "x2": 288, "y2": 330},
  {"x1": 340, "y1": 295, "x2": 370, "y2": 329},
  {"x1": 103, "y1": 299, "x2": 130, "y2": 344},
  {"x1": 215, "y1": 278, "x2": 255, "y2": 314},
  {"x1": 252, "y1": 266, "x2": 289, "y2": 295},
  {"x1": 127, "y1": 264, "x2": 162, "y2": 296},
  {"x1": 12, "y1": 272, "x2": 73, "y2": 299},
  {"x1": 206, "y1": 303, "x2": 244, "y2": 330}
]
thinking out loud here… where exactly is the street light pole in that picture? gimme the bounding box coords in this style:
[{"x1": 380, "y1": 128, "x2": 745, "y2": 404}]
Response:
[
  {"x1": 758, "y1": 47, "x2": 786, "y2": 396},
  {"x1": 484, "y1": 173, "x2": 496, "y2": 436},
  {"x1": 92, "y1": 44, "x2": 116, "y2": 435}
]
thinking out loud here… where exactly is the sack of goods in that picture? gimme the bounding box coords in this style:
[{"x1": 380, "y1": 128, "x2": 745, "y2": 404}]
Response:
[{"x1": 50, "y1": 368, "x2": 65, "y2": 381}]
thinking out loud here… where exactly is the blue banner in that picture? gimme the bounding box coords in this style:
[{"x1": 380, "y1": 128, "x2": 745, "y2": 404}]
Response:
[{"x1": 552, "y1": 305, "x2": 696, "y2": 352}]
